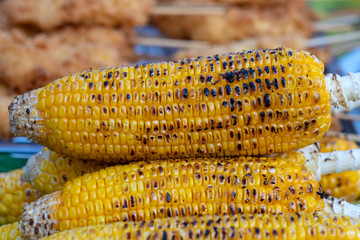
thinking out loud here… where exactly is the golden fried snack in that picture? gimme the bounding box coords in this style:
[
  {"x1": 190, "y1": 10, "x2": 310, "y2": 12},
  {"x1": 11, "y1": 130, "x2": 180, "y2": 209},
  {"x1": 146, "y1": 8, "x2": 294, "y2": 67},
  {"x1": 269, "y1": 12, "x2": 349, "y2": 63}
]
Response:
[
  {"x1": 0, "y1": 27, "x2": 133, "y2": 93},
  {"x1": 151, "y1": 2, "x2": 314, "y2": 43},
  {"x1": 3, "y1": 0, "x2": 155, "y2": 30},
  {"x1": 0, "y1": 84, "x2": 15, "y2": 139}
]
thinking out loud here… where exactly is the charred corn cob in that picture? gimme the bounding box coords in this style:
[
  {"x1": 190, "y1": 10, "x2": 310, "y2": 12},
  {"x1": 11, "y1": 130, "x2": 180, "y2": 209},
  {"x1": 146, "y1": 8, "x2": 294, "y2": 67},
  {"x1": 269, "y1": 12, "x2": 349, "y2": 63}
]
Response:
[
  {"x1": 20, "y1": 154, "x2": 325, "y2": 239},
  {"x1": 9, "y1": 48, "x2": 332, "y2": 161},
  {"x1": 318, "y1": 135, "x2": 360, "y2": 201},
  {"x1": 0, "y1": 169, "x2": 42, "y2": 225},
  {"x1": 0, "y1": 222, "x2": 21, "y2": 240},
  {"x1": 22, "y1": 148, "x2": 111, "y2": 194},
  {"x1": 41, "y1": 213, "x2": 360, "y2": 240}
]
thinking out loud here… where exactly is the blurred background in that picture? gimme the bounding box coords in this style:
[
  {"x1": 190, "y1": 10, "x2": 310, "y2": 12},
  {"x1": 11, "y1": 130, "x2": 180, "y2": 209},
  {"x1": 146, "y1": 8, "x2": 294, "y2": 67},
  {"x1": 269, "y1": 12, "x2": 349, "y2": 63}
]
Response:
[{"x1": 0, "y1": 0, "x2": 359, "y2": 171}]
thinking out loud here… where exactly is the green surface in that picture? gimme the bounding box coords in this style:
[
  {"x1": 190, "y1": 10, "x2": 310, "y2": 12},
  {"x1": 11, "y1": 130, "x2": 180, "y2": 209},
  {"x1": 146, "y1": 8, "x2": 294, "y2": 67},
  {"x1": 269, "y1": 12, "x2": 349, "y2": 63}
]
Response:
[
  {"x1": 0, "y1": 154, "x2": 27, "y2": 172},
  {"x1": 310, "y1": 0, "x2": 360, "y2": 15}
]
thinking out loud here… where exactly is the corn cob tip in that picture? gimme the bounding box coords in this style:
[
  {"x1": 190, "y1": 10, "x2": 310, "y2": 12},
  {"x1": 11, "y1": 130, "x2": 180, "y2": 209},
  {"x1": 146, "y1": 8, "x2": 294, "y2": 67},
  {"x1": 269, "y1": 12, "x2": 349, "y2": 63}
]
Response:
[
  {"x1": 8, "y1": 90, "x2": 43, "y2": 142},
  {"x1": 20, "y1": 191, "x2": 61, "y2": 240},
  {"x1": 21, "y1": 150, "x2": 41, "y2": 184}
]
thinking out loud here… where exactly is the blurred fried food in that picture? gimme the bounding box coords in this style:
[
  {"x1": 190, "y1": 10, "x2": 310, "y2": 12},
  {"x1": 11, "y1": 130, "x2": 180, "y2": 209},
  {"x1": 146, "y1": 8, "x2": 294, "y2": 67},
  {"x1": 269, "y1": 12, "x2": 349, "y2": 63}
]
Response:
[
  {"x1": 2, "y1": 0, "x2": 155, "y2": 30},
  {"x1": 0, "y1": 26, "x2": 133, "y2": 93},
  {"x1": 0, "y1": 85, "x2": 14, "y2": 139},
  {"x1": 152, "y1": 2, "x2": 314, "y2": 43},
  {"x1": 173, "y1": 33, "x2": 307, "y2": 59}
]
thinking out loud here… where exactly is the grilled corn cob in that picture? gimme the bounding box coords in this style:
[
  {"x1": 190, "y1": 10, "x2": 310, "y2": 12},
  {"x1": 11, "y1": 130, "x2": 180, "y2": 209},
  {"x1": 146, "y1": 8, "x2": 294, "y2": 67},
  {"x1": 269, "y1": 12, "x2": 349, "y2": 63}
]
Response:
[
  {"x1": 318, "y1": 135, "x2": 360, "y2": 201},
  {"x1": 0, "y1": 222, "x2": 21, "y2": 240},
  {"x1": 9, "y1": 47, "x2": 333, "y2": 161},
  {"x1": 20, "y1": 155, "x2": 325, "y2": 239},
  {"x1": 0, "y1": 169, "x2": 42, "y2": 225},
  {"x1": 41, "y1": 213, "x2": 360, "y2": 240},
  {"x1": 22, "y1": 148, "x2": 110, "y2": 194}
]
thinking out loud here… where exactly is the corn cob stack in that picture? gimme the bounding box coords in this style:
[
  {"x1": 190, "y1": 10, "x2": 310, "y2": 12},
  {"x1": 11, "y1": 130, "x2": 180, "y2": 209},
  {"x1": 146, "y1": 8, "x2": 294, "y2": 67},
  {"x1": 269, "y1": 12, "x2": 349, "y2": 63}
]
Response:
[
  {"x1": 318, "y1": 135, "x2": 360, "y2": 202},
  {"x1": 0, "y1": 222, "x2": 21, "y2": 240},
  {"x1": 41, "y1": 213, "x2": 360, "y2": 240},
  {"x1": 17, "y1": 152, "x2": 341, "y2": 239},
  {"x1": 0, "y1": 169, "x2": 42, "y2": 225},
  {"x1": 22, "y1": 148, "x2": 111, "y2": 194},
  {"x1": 10, "y1": 47, "x2": 360, "y2": 162}
]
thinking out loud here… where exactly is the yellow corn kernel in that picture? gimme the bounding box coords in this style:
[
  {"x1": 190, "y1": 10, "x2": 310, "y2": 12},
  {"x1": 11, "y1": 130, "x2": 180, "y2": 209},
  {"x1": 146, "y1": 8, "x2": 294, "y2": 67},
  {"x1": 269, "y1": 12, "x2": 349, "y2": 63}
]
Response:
[
  {"x1": 0, "y1": 222, "x2": 22, "y2": 240},
  {"x1": 22, "y1": 148, "x2": 110, "y2": 194},
  {"x1": 318, "y1": 135, "x2": 360, "y2": 202},
  {"x1": 41, "y1": 213, "x2": 360, "y2": 240},
  {"x1": 0, "y1": 169, "x2": 42, "y2": 225},
  {"x1": 9, "y1": 48, "x2": 330, "y2": 161},
  {"x1": 20, "y1": 154, "x2": 325, "y2": 239}
]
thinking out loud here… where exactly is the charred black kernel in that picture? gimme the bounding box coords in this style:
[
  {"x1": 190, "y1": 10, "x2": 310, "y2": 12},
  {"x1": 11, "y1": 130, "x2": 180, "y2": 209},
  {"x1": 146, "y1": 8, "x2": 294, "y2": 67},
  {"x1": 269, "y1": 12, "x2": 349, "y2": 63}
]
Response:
[
  {"x1": 206, "y1": 75, "x2": 213, "y2": 82},
  {"x1": 209, "y1": 63, "x2": 214, "y2": 71},
  {"x1": 211, "y1": 89, "x2": 217, "y2": 97},
  {"x1": 255, "y1": 79, "x2": 263, "y2": 92},
  {"x1": 126, "y1": 94, "x2": 131, "y2": 100},
  {"x1": 218, "y1": 86, "x2": 224, "y2": 96},
  {"x1": 225, "y1": 85, "x2": 232, "y2": 95},
  {"x1": 271, "y1": 66, "x2": 278, "y2": 74},
  {"x1": 97, "y1": 94, "x2": 102, "y2": 102},
  {"x1": 186, "y1": 76, "x2": 191, "y2": 82},
  {"x1": 237, "y1": 100, "x2": 243, "y2": 111},
  {"x1": 149, "y1": 69, "x2": 154, "y2": 77},
  {"x1": 103, "y1": 107, "x2": 107, "y2": 113},
  {"x1": 107, "y1": 71, "x2": 113, "y2": 79},
  {"x1": 230, "y1": 98, "x2": 235, "y2": 111},
  {"x1": 280, "y1": 65, "x2": 285, "y2": 73},
  {"x1": 255, "y1": 228, "x2": 260, "y2": 236},
  {"x1": 234, "y1": 69, "x2": 241, "y2": 80},
  {"x1": 123, "y1": 72, "x2": 128, "y2": 78},
  {"x1": 166, "y1": 192, "x2": 171, "y2": 203},
  {"x1": 243, "y1": 83, "x2": 249, "y2": 94},
  {"x1": 264, "y1": 66, "x2": 270, "y2": 74},
  {"x1": 273, "y1": 78, "x2": 279, "y2": 89},
  {"x1": 200, "y1": 74, "x2": 205, "y2": 83},
  {"x1": 273, "y1": 229, "x2": 278, "y2": 236},
  {"x1": 205, "y1": 229, "x2": 210, "y2": 237},
  {"x1": 123, "y1": 199, "x2": 128, "y2": 209},
  {"x1": 214, "y1": 55, "x2": 220, "y2": 61},
  {"x1": 89, "y1": 82, "x2": 94, "y2": 89},
  {"x1": 235, "y1": 86, "x2": 241, "y2": 95},
  {"x1": 182, "y1": 88, "x2": 188, "y2": 100},
  {"x1": 204, "y1": 88, "x2": 210, "y2": 96},
  {"x1": 249, "y1": 68, "x2": 255, "y2": 78},
  {"x1": 237, "y1": 143, "x2": 242, "y2": 150},
  {"x1": 246, "y1": 115, "x2": 251, "y2": 125},
  {"x1": 241, "y1": 68, "x2": 248, "y2": 79},
  {"x1": 229, "y1": 60, "x2": 234, "y2": 68},
  {"x1": 260, "y1": 112, "x2": 265, "y2": 122},
  {"x1": 249, "y1": 82, "x2": 256, "y2": 92},
  {"x1": 264, "y1": 94, "x2": 271, "y2": 108},
  {"x1": 130, "y1": 196, "x2": 136, "y2": 207},
  {"x1": 257, "y1": 67, "x2": 263, "y2": 76},
  {"x1": 288, "y1": 50, "x2": 293, "y2": 57},
  {"x1": 265, "y1": 79, "x2": 271, "y2": 89},
  {"x1": 222, "y1": 100, "x2": 228, "y2": 107},
  {"x1": 25, "y1": 108, "x2": 30, "y2": 114},
  {"x1": 255, "y1": 52, "x2": 262, "y2": 61},
  {"x1": 222, "y1": 61, "x2": 228, "y2": 69},
  {"x1": 231, "y1": 115, "x2": 237, "y2": 125}
]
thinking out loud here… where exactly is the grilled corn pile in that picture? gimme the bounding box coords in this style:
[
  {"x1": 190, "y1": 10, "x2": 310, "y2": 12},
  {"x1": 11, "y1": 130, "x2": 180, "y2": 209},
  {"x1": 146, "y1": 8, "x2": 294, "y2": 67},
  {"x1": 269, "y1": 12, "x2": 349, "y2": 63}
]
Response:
[
  {"x1": 5, "y1": 48, "x2": 360, "y2": 239},
  {"x1": 42, "y1": 213, "x2": 360, "y2": 240}
]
